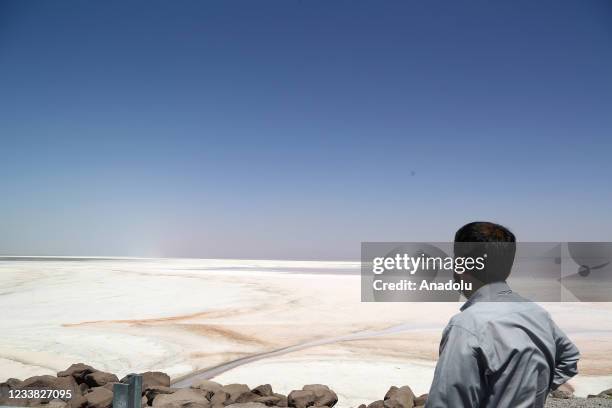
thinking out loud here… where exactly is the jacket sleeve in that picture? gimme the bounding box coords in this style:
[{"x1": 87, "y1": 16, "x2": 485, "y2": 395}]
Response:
[
  {"x1": 551, "y1": 320, "x2": 580, "y2": 389},
  {"x1": 425, "y1": 324, "x2": 486, "y2": 408}
]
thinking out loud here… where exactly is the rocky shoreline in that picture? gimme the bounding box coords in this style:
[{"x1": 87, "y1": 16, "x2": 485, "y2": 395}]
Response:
[{"x1": 2, "y1": 364, "x2": 612, "y2": 408}]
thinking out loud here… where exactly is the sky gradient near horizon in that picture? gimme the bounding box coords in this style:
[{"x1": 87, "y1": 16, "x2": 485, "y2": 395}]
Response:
[{"x1": 1, "y1": 0, "x2": 611, "y2": 259}]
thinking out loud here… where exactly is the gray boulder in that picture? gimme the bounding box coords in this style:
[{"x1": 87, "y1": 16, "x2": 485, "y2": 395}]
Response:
[
  {"x1": 58, "y1": 363, "x2": 98, "y2": 384},
  {"x1": 84, "y1": 371, "x2": 119, "y2": 387},
  {"x1": 102, "y1": 382, "x2": 119, "y2": 391},
  {"x1": 550, "y1": 383, "x2": 574, "y2": 399},
  {"x1": 78, "y1": 382, "x2": 89, "y2": 394},
  {"x1": 252, "y1": 385, "x2": 273, "y2": 397},
  {"x1": 302, "y1": 385, "x2": 337, "y2": 407},
  {"x1": 47, "y1": 399, "x2": 68, "y2": 408},
  {"x1": 288, "y1": 390, "x2": 316, "y2": 408},
  {"x1": 84, "y1": 387, "x2": 113, "y2": 408},
  {"x1": 0, "y1": 378, "x2": 21, "y2": 396},
  {"x1": 225, "y1": 403, "x2": 268, "y2": 408},
  {"x1": 253, "y1": 396, "x2": 282, "y2": 406},
  {"x1": 273, "y1": 393, "x2": 288, "y2": 407},
  {"x1": 143, "y1": 372, "x2": 172, "y2": 390},
  {"x1": 383, "y1": 386, "x2": 415, "y2": 408},
  {"x1": 152, "y1": 388, "x2": 210, "y2": 408},
  {"x1": 210, "y1": 391, "x2": 230, "y2": 405},
  {"x1": 67, "y1": 392, "x2": 88, "y2": 408},
  {"x1": 598, "y1": 388, "x2": 612, "y2": 398},
  {"x1": 237, "y1": 392, "x2": 265, "y2": 404},
  {"x1": 414, "y1": 394, "x2": 428, "y2": 406},
  {"x1": 222, "y1": 384, "x2": 252, "y2": 404},
  {"x1": 122, "y1": 372, "x2": 171, "y2": 393},
  {"x1": 550, "y1": 389, "x2": 573, "y2": 399},
  {"x1": 190, "y1": 380, "x2": 228, "y2": 405},
  {"x1": 144, "y1": 386, "x2": 179, "y2": 406},
  {"x1": 191, "y1": 380, "x2": 224, "y2": 394},
  {"x1": 1, "y1": 375, "x2": 80, "y2": 406}
]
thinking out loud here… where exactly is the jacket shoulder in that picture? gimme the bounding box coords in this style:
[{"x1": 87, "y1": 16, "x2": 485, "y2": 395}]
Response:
[{"x1": 449, "y1": 300, "x2": 553, "y2": 335}]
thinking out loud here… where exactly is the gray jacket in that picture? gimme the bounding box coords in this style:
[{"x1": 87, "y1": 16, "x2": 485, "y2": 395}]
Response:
[{"x1": 425, "y1": 282, "x2": 580, "y2": 408}]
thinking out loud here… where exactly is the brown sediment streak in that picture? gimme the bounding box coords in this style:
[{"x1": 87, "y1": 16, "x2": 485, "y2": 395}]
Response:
[
  {"x1": 173, "y1": 324, "x2": 268, "y2": 345},
  {"x1": 61, "y1": 297, "x2": 297, "y2": 328},
  {"x1": 61, "y1": 309, "x2": 267, "y2": 345},
  {"x1": 62, "y1": 307, "x2": 246, "y2": 327}
]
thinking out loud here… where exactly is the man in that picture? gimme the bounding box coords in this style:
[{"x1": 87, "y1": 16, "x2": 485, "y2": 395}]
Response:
[{"x1": 425, "y1": 222, "x2": 580, "y2": 408}]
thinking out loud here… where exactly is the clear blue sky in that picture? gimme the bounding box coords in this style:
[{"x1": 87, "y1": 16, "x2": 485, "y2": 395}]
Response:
[{"x1": 1, "y1": 0, "x2": 611, "y2": 259}]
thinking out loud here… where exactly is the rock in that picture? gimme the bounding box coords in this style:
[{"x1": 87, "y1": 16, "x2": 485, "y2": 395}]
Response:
[
  {"x1": 84, "y1": 371, "x2": 119, "y2": 387},
  {"x1": 414, "y1": 394, "x2": 428, "y2": 406},
  {"x1": 383, "y1": 386, "x2": 415, "y2": 408},
  {"x1": 302, "y1": 385, "x2": 337, "y2": 408},
  {"x1": 144, "y1": 386, "x2": 179, "y2": 406},
  {"x1": 383, "y1": 386, "x2": 399, "y2": 400},
  {"x1": 222, "y1": 384, "x2": 252, "y2": 404},
  {"x1": 237, "y1": 392, "x2": 261, "y2": 403},
  {"x1": 0, "y1": 378, "x2": 21, "y2": 388},
  {"x1": 3, "y1": 375, "x2": 80, "y2": 406},
  {"x1": 253, "y1": 396, "x2": 282, "y2": 406},
  {"x1": 366, "y1": 400, "x2": 384, "y2": 408},
  {"x1": 143, "y1": 372, "x2": 172, "y2": 390},
  {"x1": 152, "y1": 388, "x2": 210, "y2": 408},
  {"x1": 102, "y1": 382, "x2": 119, "y2": 391},
  {"x1": 551, "y1": 383, "x2": 574, "y2": 399},
  {"x1": 48, "y1": 399, "x2": 68, "y2": 408},
  {"x1": 85, "y1": 387, "x2": 113, "y2": 408},
  {"x1": 382, "y1": 400, "x2": 401, "y2": 408},
  {"x1": 225, "y1": 404, "x2": 268, "y2": 408},
  {"x1": 273, "y1": 393, "x2": 288, "y2": 407},
  {"x1": 7, "y1": 378, "x2": 22, "y2": 386},
  {"x1": 288, "y1": 390, "x2": 316, "y2": 408},
  {"x1": 598, "y1": 388, "x2": 612, "y2": 398},
  {"x1": 191, "y1": 380, "x2": 224, "y2": 394},
  {"x1": 122, "y1": 372, "x2": 171, "y2": 392},
  {"x1": 252, "y1": 385, "x2": 274, "y2": 397},
  {"x1": 357, "y1": 405, "x2": 367, "y2": 408},
  {"x1": 210, "y1": 391, "x2": 229, "y2": 405},
  {"x1": 58, "y1": 364, "x2": 98, "y2": 384},
  {"x1": 0, "y1": 378, "x2": 21, "y2": 396},
  {"x1": 550, "y1": 385, "x2": 573, "y2": 399},
  {"x1": 67, "y1": 393, "x2": 88, "y2": 408}
]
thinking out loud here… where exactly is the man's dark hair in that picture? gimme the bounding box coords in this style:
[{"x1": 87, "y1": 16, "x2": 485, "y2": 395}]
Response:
[{"x1": 454, "y1": 221, "x2": 516, "y2": 284}]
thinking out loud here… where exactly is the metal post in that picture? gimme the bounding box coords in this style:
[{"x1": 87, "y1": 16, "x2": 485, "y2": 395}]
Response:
[
  {"x1": 126, "y1": 374, "x2": 143, "y2": 408},
  {"x1": 113, "y1": 383, "x2": 130, "y2": 408}
]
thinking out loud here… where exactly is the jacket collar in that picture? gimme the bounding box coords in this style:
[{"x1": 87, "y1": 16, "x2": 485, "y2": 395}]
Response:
[{"x1": 460, "y1": 281, "x2": 513, "y2": 311}]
